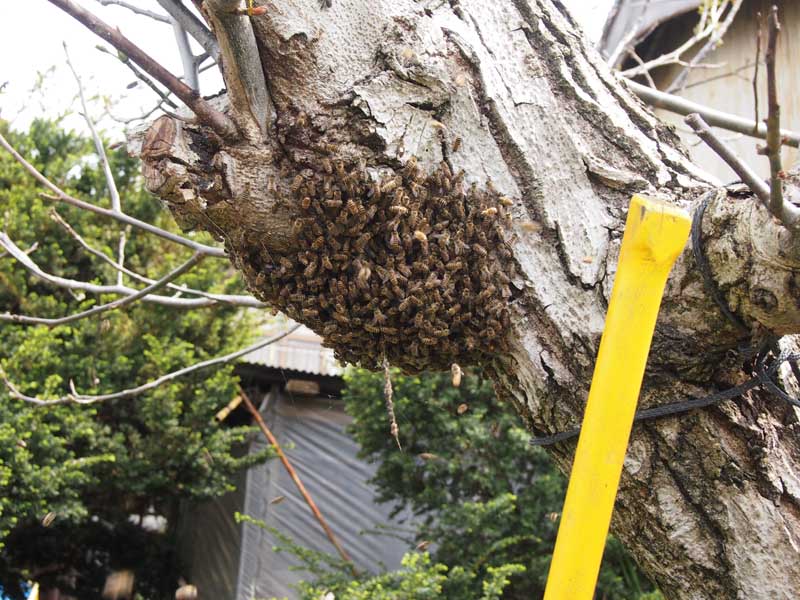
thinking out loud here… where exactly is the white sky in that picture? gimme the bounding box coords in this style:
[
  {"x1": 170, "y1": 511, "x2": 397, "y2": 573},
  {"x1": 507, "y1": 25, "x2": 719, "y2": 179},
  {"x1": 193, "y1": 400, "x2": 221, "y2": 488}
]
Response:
[{"x1": 0, "y1": 1, "x2": 613, "y2": 140}]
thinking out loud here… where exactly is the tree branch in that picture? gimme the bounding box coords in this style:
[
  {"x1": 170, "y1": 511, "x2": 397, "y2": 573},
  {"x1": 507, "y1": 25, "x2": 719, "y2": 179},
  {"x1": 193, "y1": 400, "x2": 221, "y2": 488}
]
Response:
[
  {"x1": 171, "y1": 19, "x2": 200, "y2": 90},
  {"x1": 686, "y1": 113, "x2": 800, "y2": 230},
  {"x1": 764, "y1": 6, "x2": 785, "y2": 224},
  {"x1": 96, "y1": 45, "x2": 178, "y2": 109},
  {"x1": 204, "y1": 0, "x2": 272, "y2": 140},
  {"x1": 156, "y1": 0, "x2": 220, "y2": 62},
  {"x1": 0, "y1": 130, "x2": 227, "y2": 258},
  {"x1": 0, "y1": 242, "x2": 205, "y2": 326},
  {"x1": 665, "y1": 0, "x2": 744, "y2": 93},
  {"x1": 47, "y1": 0, "x2": 237, "y2": 140},
  {"x1": 0, "y1": 324, "x2": 302, "y2": 406},
  {"x1": 49, "y1": 210, "x2": 266, "y2": 308},
  {"x1": 626, "y1": 78, "x2": 800, "y2": 148},
  {"x1": 94, "y1": 0, "x2": 171, "y2": 23}
]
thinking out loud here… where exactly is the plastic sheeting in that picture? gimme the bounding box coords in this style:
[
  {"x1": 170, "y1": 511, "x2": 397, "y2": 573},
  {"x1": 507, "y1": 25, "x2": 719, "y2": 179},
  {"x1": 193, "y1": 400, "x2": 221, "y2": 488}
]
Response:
[{"x1": 178, "y1": 389, "x2": 414, "y2": 600}]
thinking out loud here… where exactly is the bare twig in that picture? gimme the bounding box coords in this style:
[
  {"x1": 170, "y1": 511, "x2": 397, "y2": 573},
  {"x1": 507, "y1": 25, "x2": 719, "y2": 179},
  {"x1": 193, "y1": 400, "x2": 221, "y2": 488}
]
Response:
[
  {"x1": 50, "y1": 211, "x2": 265, "y2": 308},
  {"x1": 686, "y1": 113, "x2": 800, "y2": 230},
  {"x1": 0, "y1": 242, "x2": 204, "y2": 326},
  {"x1": 95, "y1": 0, "x2": 171, "y2": 23},
  {"x1": 753, "y1": 12, "x2": 762, "y2": 133},
  {"x1": 685, "y1": 113, "x2": 770, "y2": 202},
  {"x1": 383, "y1": 356, "x2": 401, "y2": 450},
  {"x1": 620, "y1": 1, "x2": 732, "y2": 79},
  {"x1": 96, "y1": 45, "x2": 178, "y2": 109},
  {"x1": 239, "y1": 387, "x2": 358, "y2": 575},
  {"x1": 47, "y1": 0, "x2": 237, "y2": 140},
  {"x1": 156, "y1": 0, "x2": 220, "y2": 62},
  {"x1": 626, "y1": 79, "x2": 800, "y2": 148},
  {"x1": 0, "y1": 130, "x2": 226, "y2": 257},
  {"x1": 764, "y1": 6, "x2": 784, "y2": 222},
  {"x1": 0, "y1": 325, "x2": 301, "y2": 406},
  {"x1": 171, "y1": 19, "x2": 200, "y2": 91},
  {"x1": 666, "y1": 0, "x2": 744, "y2": 93},
  {"x1": 64, "y1": 43, "x2": 129, "y2": 285}
]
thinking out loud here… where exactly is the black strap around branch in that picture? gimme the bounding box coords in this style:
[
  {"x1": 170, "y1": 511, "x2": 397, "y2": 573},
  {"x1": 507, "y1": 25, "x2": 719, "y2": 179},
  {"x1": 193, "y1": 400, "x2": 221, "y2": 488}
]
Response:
[{"x1": 531, "y1": 191, "x2": 798, "y2": 447}]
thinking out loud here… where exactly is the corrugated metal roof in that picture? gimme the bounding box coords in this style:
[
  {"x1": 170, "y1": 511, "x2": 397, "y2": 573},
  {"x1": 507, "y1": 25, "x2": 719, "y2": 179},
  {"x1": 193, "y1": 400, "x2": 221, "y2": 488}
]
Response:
[{"x1": 240, "y1": 321, "x2": 341, "y2": 377}]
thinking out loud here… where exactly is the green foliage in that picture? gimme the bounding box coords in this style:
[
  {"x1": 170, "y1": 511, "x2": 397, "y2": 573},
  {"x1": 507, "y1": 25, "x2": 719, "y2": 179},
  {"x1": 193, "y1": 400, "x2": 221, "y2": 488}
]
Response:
[
  {"x1": 234, "y1": 513, "x2": 521, "y2": 600},
  {"x1": 0, "y1": 120, "x2": 271, "y2": 599},
  {"x1": 336, "y1": 367, "x2": 663, "y2": 600}
]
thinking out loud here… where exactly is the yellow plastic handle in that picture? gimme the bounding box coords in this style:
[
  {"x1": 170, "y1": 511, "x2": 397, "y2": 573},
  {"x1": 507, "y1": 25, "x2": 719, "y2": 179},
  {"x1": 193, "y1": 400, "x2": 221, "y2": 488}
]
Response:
[{"x1": 543, "y1": 195, "x2": 690, "y2": 600}]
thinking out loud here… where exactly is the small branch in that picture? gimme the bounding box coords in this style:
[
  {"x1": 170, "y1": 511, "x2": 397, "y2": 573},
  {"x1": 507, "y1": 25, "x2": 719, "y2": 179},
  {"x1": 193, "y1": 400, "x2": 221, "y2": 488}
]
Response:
[
  {"x1": 0, "y1": 243, "x2": 204, "y2": 326},
  {"x1": 47, "y1": 0, "x2": 237, "y2": 140},
  {"x1": 685, "y1": 113, "x2": 770, "y2": 202},
  {"x1": 764, "y1": 6, "x2": 784, "y2": 223},
  {"x1": 64, "y1": 43, "x2": 128, "y2": 283},
  {"x1": 1, "y1": 325, "x2": 301, "y2": 406},
  {"x1": 95, "y1": 0, "x2": 171, "y2": 23},
  {"x1": 0, "y1": 130, "x2": 226, "y2": 257},
  {"x1": 753, "y1": 12, "x2": 762, "y2": 131},
  {"x1": 686, "y1": 113, "x2": 800, "y2": 230},
  {"x1": 240, "y1": 387, "x2": 358, "y2": 575},
  {"x1": 171, "y1": 19, "x2": 200, "y2": 90},
  {"x1": 97, "y1": 45, "x2": 178, "y2": 109},
  {"x1": 50, "y1": 211, "x2": 266, "y2": 308},
  {"x1": 626, "y1": 79, "x2": 800, "y2": 148},
  {"x1": 156, "y1": 0, "x2": 220, "y2": 62},
  {"x1": 665, "y1": 0, "x2": 744, "y2": 93}
]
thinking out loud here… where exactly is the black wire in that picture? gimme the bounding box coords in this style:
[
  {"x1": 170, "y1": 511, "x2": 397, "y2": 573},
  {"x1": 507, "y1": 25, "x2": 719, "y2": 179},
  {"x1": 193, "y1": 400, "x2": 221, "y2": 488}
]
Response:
[{"x1": 530, "y1": 194, "x2": 797, "y2": 447}]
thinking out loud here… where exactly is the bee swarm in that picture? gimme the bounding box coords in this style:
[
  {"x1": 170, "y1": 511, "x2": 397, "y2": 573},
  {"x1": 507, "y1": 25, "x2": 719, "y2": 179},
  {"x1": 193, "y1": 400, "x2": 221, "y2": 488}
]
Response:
[{"x1": 237, "y1": 156, "x2": 518, "y2": 372}]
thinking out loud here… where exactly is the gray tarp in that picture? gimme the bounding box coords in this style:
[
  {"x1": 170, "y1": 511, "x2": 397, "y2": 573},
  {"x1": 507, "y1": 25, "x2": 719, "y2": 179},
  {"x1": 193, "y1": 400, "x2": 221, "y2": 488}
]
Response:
[{"x1": 178, "y1": 389, "x2": 414, "y2": 600}]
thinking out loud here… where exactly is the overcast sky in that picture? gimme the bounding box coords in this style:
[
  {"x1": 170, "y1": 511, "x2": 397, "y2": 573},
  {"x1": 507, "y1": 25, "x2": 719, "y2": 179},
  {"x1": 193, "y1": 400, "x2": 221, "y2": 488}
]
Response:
[{"x1": 0, "y1": 1, "x2": 614, "y2": 138}]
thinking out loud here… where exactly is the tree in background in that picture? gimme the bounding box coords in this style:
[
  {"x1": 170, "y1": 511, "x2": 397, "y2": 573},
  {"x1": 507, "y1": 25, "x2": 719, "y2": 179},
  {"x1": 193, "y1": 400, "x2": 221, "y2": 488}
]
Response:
[
  {"x1": 0, "y1": 120, "x2": 271, "y2": 599},
  {"x1": 337, "y1": 368, "x2": 662, "y2": 599}
]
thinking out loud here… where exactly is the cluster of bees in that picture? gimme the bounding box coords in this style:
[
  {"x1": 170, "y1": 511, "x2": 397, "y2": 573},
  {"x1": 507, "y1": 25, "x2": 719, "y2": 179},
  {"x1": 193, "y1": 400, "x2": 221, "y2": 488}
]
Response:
[{"x1": 244, "y1": 155, "x2": 519, "y2": 372}]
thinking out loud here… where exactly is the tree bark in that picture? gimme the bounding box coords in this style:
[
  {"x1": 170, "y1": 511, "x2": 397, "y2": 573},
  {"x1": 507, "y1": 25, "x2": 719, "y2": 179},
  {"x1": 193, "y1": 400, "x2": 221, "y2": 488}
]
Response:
[{"x1": 134, "y1": 1, "x2": 800, "y2": 597}]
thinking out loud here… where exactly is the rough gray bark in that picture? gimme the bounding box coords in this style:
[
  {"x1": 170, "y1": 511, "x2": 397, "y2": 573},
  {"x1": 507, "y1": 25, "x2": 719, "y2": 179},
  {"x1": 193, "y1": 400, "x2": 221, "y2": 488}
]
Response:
[{"x1": 134, "y1": 1, "x2": 800, "y2": 597}]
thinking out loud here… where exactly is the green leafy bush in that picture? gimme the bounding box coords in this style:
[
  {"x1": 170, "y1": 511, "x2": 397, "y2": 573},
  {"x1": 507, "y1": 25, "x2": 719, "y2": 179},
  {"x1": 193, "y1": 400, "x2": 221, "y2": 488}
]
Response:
[{"x1": 0, "y1": 120, "x2": 271, "y2": 599}]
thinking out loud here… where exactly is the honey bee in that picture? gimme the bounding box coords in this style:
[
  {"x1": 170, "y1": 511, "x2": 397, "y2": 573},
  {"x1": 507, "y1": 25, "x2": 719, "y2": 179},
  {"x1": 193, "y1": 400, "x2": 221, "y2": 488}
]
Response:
[
  {"x1": 290, "y1": 174, "x2": 304, "y2": 194},
  {"x1": 481, "y1": 207, "x2": 498, "y2": 218},
  {"x1": 472, "y1": 243, "x2": 487, "y2": 256},
  {"x1": 452, "y1": 137, "x2": 462, "y2": 153},
  {"x1": 321, "y1": 157, "x2": 333, "y2": 175}
]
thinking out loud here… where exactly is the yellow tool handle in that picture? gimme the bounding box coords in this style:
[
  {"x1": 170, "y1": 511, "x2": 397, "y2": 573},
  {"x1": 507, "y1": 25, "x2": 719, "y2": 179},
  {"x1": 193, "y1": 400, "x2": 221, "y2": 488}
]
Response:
[{"x1": 543, "y1": 195, "x2": 690, "y2": 600}]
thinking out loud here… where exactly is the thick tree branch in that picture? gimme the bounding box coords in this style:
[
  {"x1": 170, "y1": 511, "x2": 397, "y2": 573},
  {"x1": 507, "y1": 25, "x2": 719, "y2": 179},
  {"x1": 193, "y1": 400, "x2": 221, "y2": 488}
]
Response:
[
  {"x1": 47, "y1": 0, "x2": 237, "y2": 140},
  {"x1": 0, "y1": 325, "x2": 301, "y2": 406},
  {"x1": 204, "y1": 0, "x2": 272, "y2": 140},
  {"x1": 0, "y1": 130, "x2": 227, "y2": 258}
]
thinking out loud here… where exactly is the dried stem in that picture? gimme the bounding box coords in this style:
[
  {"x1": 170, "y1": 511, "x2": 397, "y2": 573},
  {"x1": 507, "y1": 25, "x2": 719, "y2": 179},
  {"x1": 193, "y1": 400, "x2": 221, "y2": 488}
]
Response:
[
  {"x1": 753, "y1": 12, "x2": 762, "y2": 132},
  {"x1": 239, "y1": 387, "x2": 358, "y2": 575},
  {"x1": 47, "y1": 0, "x2": 237, "y2": 140},
  {"x1": 0, "y1": 130, "x2": 226, "y2": 257},
  {"x1": 0, "y1": 325, "x2": 301, "y2": 406},
  {"x1": 666, "y1": 0, "x2": 744, "y2": 93},
  {"x1": 383, "y1": 356, "x2": 401, "y2": 450}
]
